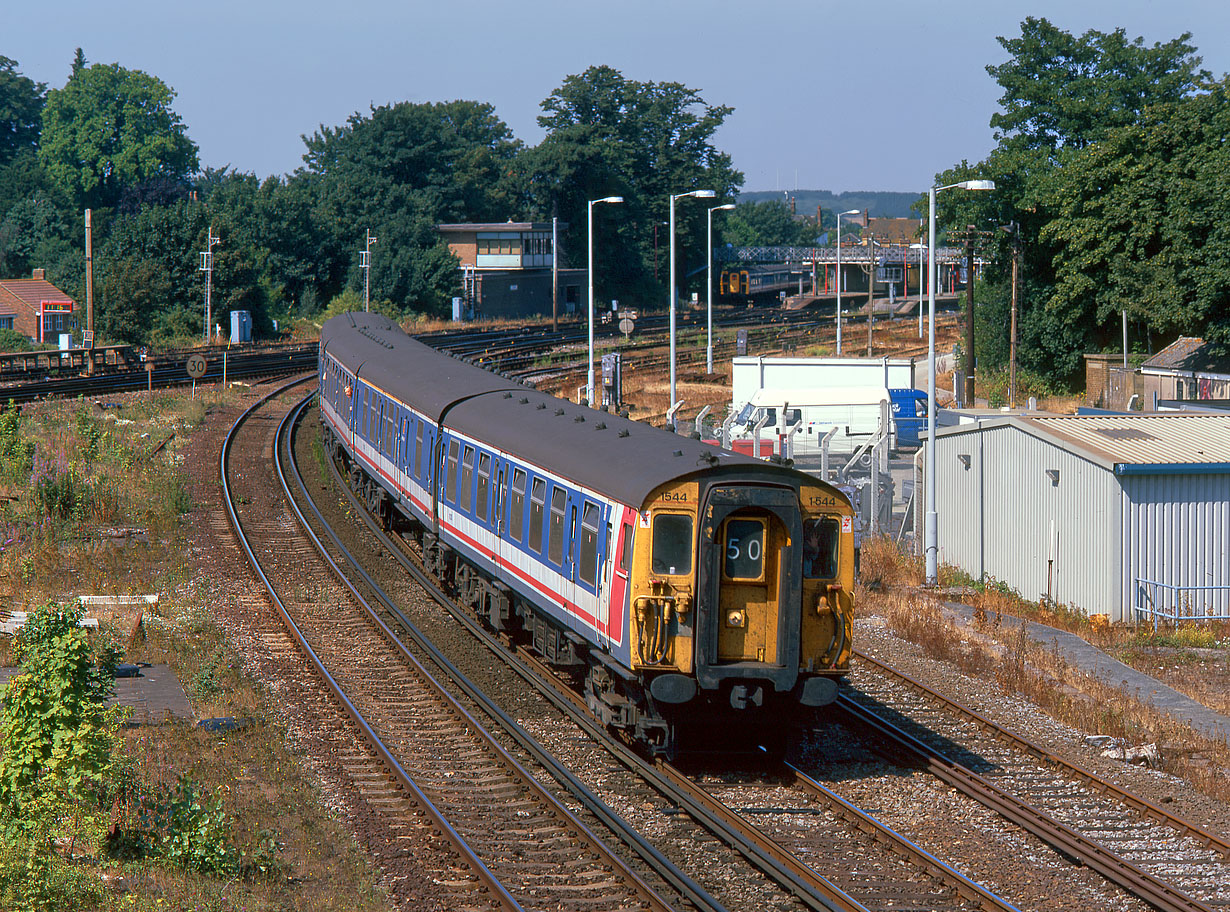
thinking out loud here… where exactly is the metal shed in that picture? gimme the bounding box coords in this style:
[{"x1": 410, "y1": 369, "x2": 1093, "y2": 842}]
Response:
[{"x1": 925, "y1": 414, "x2": 1230, "y2": 623}]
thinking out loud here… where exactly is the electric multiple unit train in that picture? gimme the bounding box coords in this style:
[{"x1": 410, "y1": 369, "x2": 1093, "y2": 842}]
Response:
[{"x1": 317, "y1": 312, "x2": 854, "y2": 755}]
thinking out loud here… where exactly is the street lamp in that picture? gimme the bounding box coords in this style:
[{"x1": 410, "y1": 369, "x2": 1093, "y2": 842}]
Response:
[
  {"x1": 669, "y1": 189, "x2": 716, "y2": 425},
  {"x1": 587, "y1": 196, "x2": 623, "y2": 407},
  {"x1": 835, "y1": 209, "x2": 859, "y2": 355},
  {"x1": 925, "y1": 179, "x2": 995, "y2": 586},
  {"x1": 909, "y1": 242, "x2": 926, "y2": 339},
  {"x1": 707, "y1": 203, "x2": 735, "y2": 375}
]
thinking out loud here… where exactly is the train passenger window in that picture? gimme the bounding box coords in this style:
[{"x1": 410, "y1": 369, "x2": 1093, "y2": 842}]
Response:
[
  {"x1": 446, "y1": 439, "x2": 459, "y2": 504},
  {"x1": 579, "y1": 503, "x2": 600, "y2": 587},
  {"x1": 723, "y1": 517, "x2": 765, "y2": 581},
  {"x1": 476, "y1": 453, "x2": 491, "y2": 520},
  {"x1": 529, "y1": 479, "x2": 546, "y2": 553},
  {"x1": 802, "y1": 517, "x2": 840, "y2": 579},
  {"x1": 651, "y1": 514, "x2": 692, "y2": 576},
  {"x1": 548, "y1": 487, "x2": 567, "y2": 565},
  {"x1": 509, "y1": 469, "x2": 527, "y2": 543},
  {"x1": 414, "y1": 424, "x2": 424, "y2": 479},
  {"x1": 460, "y1": 446, "x2": 475, "y2": 511}
]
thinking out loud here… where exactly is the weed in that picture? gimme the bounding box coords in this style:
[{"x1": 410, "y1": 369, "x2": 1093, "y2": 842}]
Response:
[{"x1": 138, "y1": 774, "x2": 238, "y2": 875}]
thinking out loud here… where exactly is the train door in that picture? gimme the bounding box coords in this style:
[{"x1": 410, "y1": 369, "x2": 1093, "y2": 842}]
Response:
[
  {"x1": 604, "y1": 512, "x2": 634, "y2": 649},
  {"x1": 696, "y1": 485, "x2": 801, "y2": 693}
]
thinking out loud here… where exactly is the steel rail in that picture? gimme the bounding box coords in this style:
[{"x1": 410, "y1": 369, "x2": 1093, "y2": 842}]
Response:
[
  {"x1": 784, "y1": 761, "x2": 1022, "y2": 912},
  {"x1": 836, "y1": 696, "x2": 1216, "y2": 912},
  {"x1": 220, "y1": 379, "x2": 524, "y2": 912},
  {"x1": 854, "y1": 650, "x2": 1230, "y2": 860}
]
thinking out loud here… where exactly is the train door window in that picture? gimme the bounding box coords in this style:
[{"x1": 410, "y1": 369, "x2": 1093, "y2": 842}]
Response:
[
  {"x1": 802, "y1": 517, "x2": 840, "y2": 579},
  {"x1": 445, "y1": 439, "x2": 459, "y2": 504},
  {"x1": 723, "y1": 517, "x2": 766, "y2": 581},
  {"x1": 651, "y1": 514, "x2": 693, "y2": 576},
  {"x1": 509, "y1": 469, "x2": 527, "y2": 543},
  {"x1": 460, "y1": 446, "x2": 475, "y2": 512},
  {"x1": 548, "y1": 486, "x2": 567, "y2": 566},
  {"x1": 579, "y1": 502, "x2": 600, "y2": 587},
  {"x1": 476, "y1": 453, "x2": 491, "y2": 521},
  {"x1": 385, "y1": 405, "x2": 395, "y2": 458},
  {"x1": 414, "y1": 424, "x2": 424, "y2": 480},
  {"x1": 529, "y1": 478, "x2": 546, "y2": 553},
  {"x1": 619, "y1": 523, "x2": 632, "y2": 574}
]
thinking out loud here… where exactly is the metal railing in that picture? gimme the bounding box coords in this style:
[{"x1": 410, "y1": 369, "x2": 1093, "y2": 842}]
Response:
[{"x1": 1134, "y1": 578, "x2": 1230, "y2": 630}]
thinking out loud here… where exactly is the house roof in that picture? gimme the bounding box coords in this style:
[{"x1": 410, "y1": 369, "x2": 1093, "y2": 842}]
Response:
[
  {"x1": 0, "y1": 278, "x2": 75, "y2": 309},
  {"x1": 937, "y1": 414, "x2": 1230, "y2": 475},
  {"x1": 1141, "y1": 337, "x2": 1230, "y2": 375}
]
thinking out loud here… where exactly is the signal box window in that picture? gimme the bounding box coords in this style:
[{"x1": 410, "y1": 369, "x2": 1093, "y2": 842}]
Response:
[
  {"x1": 802, "y1": 517, "x2": 840, "y2": 579},
  {"x1": 651, "y1": 514, "x2": 692, "y2": 576},
  {"x1": 548, "y1": 486, "x2": 567, "y2": 565},
  {"x1": 509, "y1": 469, "x2": 527, "y2": 543},
  {"x1": 529, "y1": 478, "x2": 546, "y2": 553},
  {"x1": 579, "y1": 503, "x2": 600, "y2": 587},
  {"x1": 446, "y1": 439, "x2": 459, "y2": 504},
  {"x1": 723, "y1": 518, "x2": 765, "y2": 581}
]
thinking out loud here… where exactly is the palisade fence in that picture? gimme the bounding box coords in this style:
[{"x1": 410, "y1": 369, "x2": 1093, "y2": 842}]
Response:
[{"x1": 1135, "y1": 578, "x2": 1230, "y2": 630}]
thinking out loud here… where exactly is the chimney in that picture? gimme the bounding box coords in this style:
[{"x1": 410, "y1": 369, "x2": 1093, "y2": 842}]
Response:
[{"x1": 32, "y1": 268, "x2": 45, "y2": 280}]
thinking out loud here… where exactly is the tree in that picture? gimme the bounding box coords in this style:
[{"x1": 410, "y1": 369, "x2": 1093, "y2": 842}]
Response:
[
  {"x1": 528, "y1": 65, "x2": 743, "y2": 308},
  {"x1": 0, "y1": 56, "x2": 44, "y2": 168},
  {"x1": 931, "y1": 19, "x2": 1222, "y2": 383},
  {"x1": 39, "y1": 62, "x2": 198, "y2": 208},
  {"x1": 987, "y1": 17, "x2": 1210, "y2": 152},
  {"x1": 721, "y1": 200, "x2": 815, "y2": 247},
  {"x1": 294, "y1": 99, "x2": 521, "y2": 313}
]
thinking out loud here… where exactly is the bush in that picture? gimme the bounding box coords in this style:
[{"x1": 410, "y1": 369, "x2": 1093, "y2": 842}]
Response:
[{"x1": 139, "y1": 775, "x2": 237, "y2": 875}]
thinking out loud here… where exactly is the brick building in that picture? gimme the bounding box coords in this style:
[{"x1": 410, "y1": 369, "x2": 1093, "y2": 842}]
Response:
[
  {"x1": 437, "y1": 222, "x2": 585, "y2": 319},
  {"x1": 0, "y1": 269, "x2": 77, "y2": 343}
]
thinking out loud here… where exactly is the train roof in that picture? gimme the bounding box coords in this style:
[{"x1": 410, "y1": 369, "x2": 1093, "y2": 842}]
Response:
[{"x1": 321, "y1": 312, "x2": 827, "y2": 509}]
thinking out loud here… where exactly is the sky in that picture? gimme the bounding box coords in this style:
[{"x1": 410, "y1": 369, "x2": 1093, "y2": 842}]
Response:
[{"x1": 11, "y1": 1, "x2": 1230, "y2": 195}]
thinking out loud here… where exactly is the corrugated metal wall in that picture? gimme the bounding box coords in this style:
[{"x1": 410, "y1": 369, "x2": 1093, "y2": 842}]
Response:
[
  {"x1": 1121, "y1": 473, "x2": 1230, "y2": 622},
  {"x1": 933, "y1": 424, "x2": 1123, "y2": 619}
]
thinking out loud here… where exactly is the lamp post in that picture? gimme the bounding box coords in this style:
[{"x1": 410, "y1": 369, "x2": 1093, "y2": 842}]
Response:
[
  {"x1": 706, "y1": 203, "x2": 735, "y2": 375},
  {"x1": 925, "y1": 179, "x2": 995, "y2": 586},
  {"x1": 909, "y1": 242, "x2": 926, "y2": 339},
  {"x1": 835, "y1": 209, "x2": 859, "y2": 355},
  {"x1": 587, "y1": 196, "x2": 623, "y2": 407},
  {"x1": 669, "y1": 189, "x2": 716, "y2": 425}
]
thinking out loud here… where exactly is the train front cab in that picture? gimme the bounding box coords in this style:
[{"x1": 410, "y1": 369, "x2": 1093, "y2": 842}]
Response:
[{"x1": 629, "y1": 473, "x2": 853, "y2": 742}]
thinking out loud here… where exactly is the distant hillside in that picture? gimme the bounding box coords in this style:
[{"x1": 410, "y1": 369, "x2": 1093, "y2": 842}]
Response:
[{"x1": 738, "y1": 189, "x2": 922, "y2": 219}]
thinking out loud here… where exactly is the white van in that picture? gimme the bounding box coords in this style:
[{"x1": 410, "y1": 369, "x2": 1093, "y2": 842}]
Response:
[{"x1": 730, "y1": 386, "x2": 892, "y2": 456}]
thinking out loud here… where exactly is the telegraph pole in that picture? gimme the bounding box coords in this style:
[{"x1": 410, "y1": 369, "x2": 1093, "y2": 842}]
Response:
[
  {"x1": 84, "y1": 209, "x2": 94, "y2": 375},
  {"x1": 199, "y1": 226, "x2": 220, "y2": 344},
  {"x1": 361, "y1": 229, "x2": 377, "y2": 312}
]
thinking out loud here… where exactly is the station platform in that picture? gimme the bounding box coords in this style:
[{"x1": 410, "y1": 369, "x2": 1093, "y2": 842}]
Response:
[{"x1": 0, "y1": 664, "x2": 193, "y2": 725}]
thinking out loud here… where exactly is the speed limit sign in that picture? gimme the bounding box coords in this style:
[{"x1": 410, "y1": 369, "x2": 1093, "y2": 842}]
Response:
[{"x1": 186, "y1": 354, "x2": 207, "y2": 379}]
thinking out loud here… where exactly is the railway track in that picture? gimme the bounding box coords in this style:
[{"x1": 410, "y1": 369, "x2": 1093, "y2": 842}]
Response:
[
  {"x1": 842, "y1": 653, "x2": 1230, "y2": 910},
  {"x1": 295, "y1": 392, "x2": 1228, "y2": 912},
  {"x1": 299, "y1": 403, "x2": 1030, "y2": 912},
  {"x1": 223, "y1": 381, "x2": 679, "y2": 912}
]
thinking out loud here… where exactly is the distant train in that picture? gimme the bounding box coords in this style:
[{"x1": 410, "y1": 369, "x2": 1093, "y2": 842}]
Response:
[
  {"x1": 317, "y1": 312, "x2": 854, "y2": 757},
  {"x1": 720, "y1": 265, "x2": 805, "y2": 299}
]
